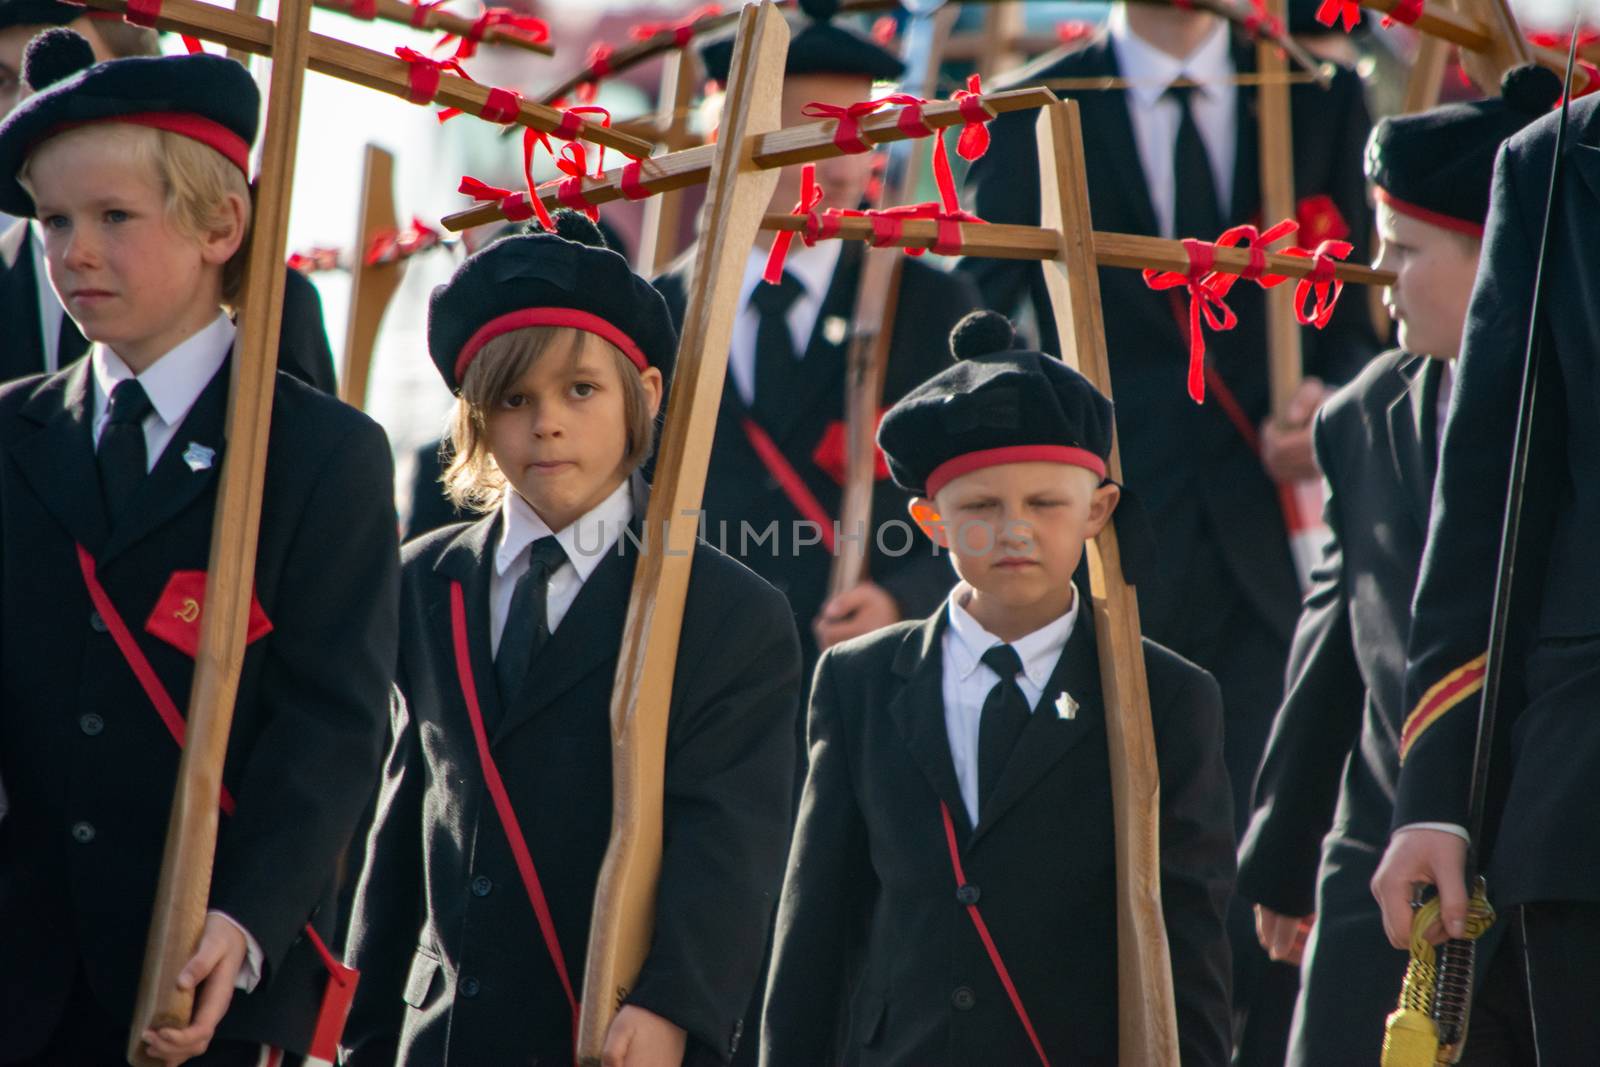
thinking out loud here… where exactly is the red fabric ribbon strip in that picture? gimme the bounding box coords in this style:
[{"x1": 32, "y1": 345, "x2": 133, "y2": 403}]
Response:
[
  {"x1": 459, "y1": 175, "x2": 536, "y2": 223},
  {"x1": 348, "y1": 0, "x2": 376, "y2": 19},
  {"x1": 439, "y1": 7, "x2": 550, "y2": 60},
  {"x1": 125, "y1": 0, "x2": 161, "y2": 27},
  {"x1": 802, "y1": 99, "x2": 888, "y2": 155},
  {"x1": 1142, "y1": 238, "x2": 1240, "y2": 404},
  {"x1": 952, "y1": 74, "x2": 991, "y2": 161},
  {"x1": 763, "y1": 162, "x2": 825, "y2": 284},
  {"x1": 365, "y1": 217, "x2": 442, "y2": 266},
  {"x1": 1244, "y1": 0, "x2": 1285, "y2": 41},
  {"x1": 1282, "y1": 238, "x2": 1354, "y2": 328},
  {"x1": 1314, "y1": 0, "x2": 1361, "y2": 32},
  {"x1": 395, "y1": 46, "x2": 469, "y2": 105},
  {"x1": 630, "y1": 4, "x2": 720, "y2": 46},
  {"x1": 619, "y1": 161, "x2": 650, "y2": 201},
  {"x1": 1380, "y1": 0, "x2": 1424, "y2": 28}
]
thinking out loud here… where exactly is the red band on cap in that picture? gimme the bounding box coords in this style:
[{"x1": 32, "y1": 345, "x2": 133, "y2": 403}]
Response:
[
  {"x1": 62, "y1": 112, "x2": 251, "y2": 175},
  {"x1": 926, "y1": 446, "x2": 1108, "y2": 498},
  {"x1": 1374, "y1": 187, "x2": 1486, "y2": 237},
  {"x1": 455, "y1": 308, "x2": 649, "y2": 383}
]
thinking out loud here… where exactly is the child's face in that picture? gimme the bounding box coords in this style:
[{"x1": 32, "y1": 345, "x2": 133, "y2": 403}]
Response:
[
  {"x1": 913, "y1": 461, "x2": 1119, "y2": 612},
  {"x1": 29, "y1": 128, "x2": 243, "y2": 370},
  {"x1": 485, "y1": 334, "x2": 662, "y2": 533},
  {"x1": 1372, "y1": 200, "x2": 1482, "y2": 362}
]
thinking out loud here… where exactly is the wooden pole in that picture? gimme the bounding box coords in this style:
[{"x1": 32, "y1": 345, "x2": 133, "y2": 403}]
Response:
[
  {"x1": 73, "y1": 0, "x2": 650, "y2": 157},
  {"x1": 126, "y1": 0, "x2": 314, "y2": 1059},
  {"x1": 226, "y1": 0, "x2": 259, "y2": 66},
  {"x1": 1256, "y1": 0, "x2": 1301, "y2": 422},
  {"x1": 575, "y1": 4, "x2": 788, "y2": 1063},
  {"x1": 634, "y1": 47, "x2": 699, "y2": 277},
  {"x1": 339, "y1": 144, "x2": 401, "y2": 410},
  {"x1": 1035, "y1": 97, "x2": 1179, "y2": 1067},
  {"x1": 1447, "y1": 0, "x2": 1533, "y2": 93},
  {"x1": 1402, "y1": 31, "x2": 1451, "y2": 114},
  {"x1": 314, "y1": 0, "x2": 556, "y2": 56},
  {"x1": 828, "y1": 0, "x2": 955, "y2": 601}
]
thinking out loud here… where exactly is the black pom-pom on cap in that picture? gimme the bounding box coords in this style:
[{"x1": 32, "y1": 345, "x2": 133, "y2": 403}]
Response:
[
  {"x1": 23, "y1": 27, "x2": 95, "y2": 92},
  {"x1": 547, "y1": 208, "x2": 606, "y2": 248},
  {"x1": 949, "y1": 310, "x2": 1017, "y2": 362},
  {"x1": 1500, "y1": 63, "x2": 1563, "y2": 115}
]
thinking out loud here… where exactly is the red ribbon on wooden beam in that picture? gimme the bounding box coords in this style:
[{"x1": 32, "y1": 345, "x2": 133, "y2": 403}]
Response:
[
  {"x1": 459, "y1": 175, "x2": 536, "y2": 223},
  {"x1": 438, "y1": 7, "x2": 550, "y2": 60},
  {"x1": 1282, "y1": 238, "x2": 1354, "y2": 328},
  {"x1": 394, "y1": 46, "x2": 471, "y2": 105},
  {"x1": 802, "y1": 99, "x2": 890, "y2": 154},
  {"x1": 1380, "y1": 0, "x2": 1423, "y2": 28},
  {"x1": 763, "y1": 162, "x2": 826, "y2": 283},
  {"x1": 629, "y1": 4, "x2": 721, "y2": 47},
  {"x1": 1057, "y1": 21, "x2": 1097, "y2": 44},
  {"x1": 1143, "y1": 238, "x2": 1241, "y2": 404},
  {"x1": 365, "y1": 217, "x2": 442, "y2": 265},
  {"x1": 1314, "y1": 0, "x2": 1361, "y2": 32},
  {"x1": 1244, "y1": 0, "x2": 1286, "y2": 41}
]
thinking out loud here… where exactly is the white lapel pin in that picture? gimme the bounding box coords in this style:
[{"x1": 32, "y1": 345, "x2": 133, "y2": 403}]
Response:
[
  {"x1": 182, "y1": 442, "x2": 215, "y2": 472},
  {"x1": 1055, "y1": 691, "x2": 1079, "y2": 722},
  {"x1": 822, "y1": 315, "x2": 850, "y2": 347}
]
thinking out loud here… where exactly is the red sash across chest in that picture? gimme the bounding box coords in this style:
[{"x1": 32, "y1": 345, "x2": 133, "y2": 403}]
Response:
[{"x1": 75, "y1": 545, "x2": 357, "y2": 1063}]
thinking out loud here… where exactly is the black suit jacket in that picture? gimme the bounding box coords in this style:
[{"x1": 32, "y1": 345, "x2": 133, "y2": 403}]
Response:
[
  {"x1": 761, "y1": 605, "x2": 1234, "y2": 1067},
  {"x1": 1396, "y1": 98, "x2": 1600, "y2": 908},
  {"x1": 1240, "y1": 350, "x2": 1442, "y2": 915},
  {"x1": 344, "y1": 483, "x2": 802, "y2": 1067},
  {"x1": 960, "y1": 33, "x2": 1378, "y2": 646},
  {"x1": 654, "y1": 243, "x2": 980, "y2": 673},
  {"x1": 0, "y1": 220, "x2": 339, "y2": 393},
  {"x1": 0, "y1": 357, "x2": 399, "y2": 1058}
]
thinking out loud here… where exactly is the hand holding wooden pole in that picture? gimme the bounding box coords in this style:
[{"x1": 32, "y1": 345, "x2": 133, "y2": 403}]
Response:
[
  {"x1": 126, "y1": 0, "x2": 314, "y2": 1059},
  {"x1": 575, "y1": 4, "x2": 788, "y2": 1063},
  {"x1": 1036, "y1": 98, "x2": 1180, "y2": 1067}
]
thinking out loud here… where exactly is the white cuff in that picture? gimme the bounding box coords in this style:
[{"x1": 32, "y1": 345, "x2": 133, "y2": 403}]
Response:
[
  {"x1": 209, "y1": 910, "x2": 264, "y2": 993},
  {"x1": 1396, "y1": 821, "x2": 1471, "y2": 844}
]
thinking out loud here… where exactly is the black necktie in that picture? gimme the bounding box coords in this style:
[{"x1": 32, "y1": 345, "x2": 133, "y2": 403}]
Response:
[
  {"x1": 97, "y1": 379, "x2": 153, "y2": 523},
  {"x1": 495, "y1": 535, "x2": 569, "y2": 702},
  {"x1": 977, "y1": 644, "x2": 1032, "y2": 816},
  {"x1": 56, "y1": 313, "x2": 88, "y2": 369},
  {"x1": 749, "y1": 271, "x2": 805, "y2": 431},
  {"x1": 1167, "y1": 83, "x2": 1223, "y2": 240}
]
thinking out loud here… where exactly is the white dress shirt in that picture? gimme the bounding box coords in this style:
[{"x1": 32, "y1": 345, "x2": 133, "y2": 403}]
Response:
[
  {"x1": 490, "y1": 479, "x2": 634, "y2": 653},
  {"x1": 728, "y1": 239, "x2": 844, "y2": 408},
  {"x1": 29, "y1": 221, "x2": 67, "y2": 374},
  {"x1": 940, "y1": 586, "x2": 1082, "y2": 827},
  {"x1": 1108, "y1": 6, "x2": 1237, "y2": 239},
  {"x1": 90, "y1": 313, "x2": 235, "y2": 468}
]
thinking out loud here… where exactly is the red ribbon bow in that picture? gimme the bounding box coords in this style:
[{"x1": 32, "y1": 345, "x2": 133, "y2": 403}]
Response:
[
  {"x1": 802, "y1": 99, "x2": 892, "y2": 155},
  {"x1": 394, "y1": 46, "x2": 471, "y2": 106},
  {"x1": 1244, "y1": 0, "x2": 1285, "y2": 41},
  {"x1": 1203, "y1": 219, "x2": 1298, "y2": 298},
  {"x1": 439, "y1": 7, "x2": 550, "y2": 60},
  {"x1": 1143, "y1": 240, "x2": 1242, "y2": 404},
  {"x1": 763, "y1": 163, "x2": 827, "y2": 284},
  {"x1": 287, "y1": 247, "x2": 342, "y2": 274},
  {"x1": 458, "y1": 176, "x2": 536, "y2": 223},
  {"x1": 951, "y1": 74, "x2": 992, "y2": 162},
  {"x1": 1313, "y1": 0, "x2": 1361, "y2": 32},
  {"x1": 1379, "y1": 0, "x2": 1423, "y2": 28},
  {"x1": 630, "y1": 4, "x2": 720, "y2": 47},
  {"x1": 1282, "y1": 238, "x2": 1354, "y2": 329},
  {"x1": 365, "y1": 217, "x2": 442, "y2": 266}
]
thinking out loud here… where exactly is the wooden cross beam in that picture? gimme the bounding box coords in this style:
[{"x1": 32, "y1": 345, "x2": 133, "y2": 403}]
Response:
[
  {"x1": 340, "y1": 144, "x2": 403, "y2": 410},
  {"x1": 1351, "y1": 0, "x2": 1582, "y2": 90},
  {"x1": 576, "y1": 3, "x2": 788, "y2": 1063},
  {"x1": 1255, "y1": 0, "x2": 1302, "y2": 422},
  {"x1": 127, "y1": 0, "x2": 315, "y2": 1061},
  {"x1": 314, "y1": 0, "x2": 555, "y2": 56},
  {"x1": 633, "y1": 44, "x2": 702, "y2": 276},
  {"x1": 72, "y1": 0, "x2": 650, "y2": 156}
]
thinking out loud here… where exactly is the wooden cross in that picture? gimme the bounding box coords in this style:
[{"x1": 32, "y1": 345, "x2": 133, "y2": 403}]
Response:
[
  {"x1": 340, "y1": 144, "x2": 403, "y2": 410},
  {"x1": 1351, "y1": 0, "x2": 1573, "y2": 90},
  {"x1": 575, "y1": 3, "x2": 788, "y2": 1063},
  {"x1": 73, "y1": 0, "x2": 649, "y2": 157},
  {"x1": 633, "y1": 44, "x2": 702, "y2": 277},
  {"x1": 127, "y1": 0, "x2": 315, "y2": 1060}
]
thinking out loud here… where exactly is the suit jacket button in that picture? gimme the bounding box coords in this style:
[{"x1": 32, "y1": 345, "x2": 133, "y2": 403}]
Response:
[
  {"x1": 460, "y1": 976, "x2": 480, "y2": 998},
  {"x1": 89, "y1": 611, "x2": 109, "y2": 633},
  {"x1": 79, "y1": 713, "x2": 105, "y2": 736},
  {"x1": 71, "y1": 821, "x2": 96, "y2": 844},
  {"x1": 951, "y1": 986, "x2": 976, "y2": 1011},
  {"x1": 955, "y1": 884, "x2": 980, "y2": 906},
  {"x1": 471, "y1": 875, "x2": 493, "y2": 897}
]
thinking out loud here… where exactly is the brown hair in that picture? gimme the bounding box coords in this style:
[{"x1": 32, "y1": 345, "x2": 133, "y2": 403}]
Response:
[{"x1": 443, "y1": 326, "x2": 658, "y2": 512}]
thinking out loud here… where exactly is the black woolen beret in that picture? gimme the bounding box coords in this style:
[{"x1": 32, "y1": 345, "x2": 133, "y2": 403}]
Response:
[
  {"x1": 0, "y1": 0, "x2": 85, "y2": 29},
  {"x1": 426, "y1": 211, "x2": 678, "y2": 394},
  {"x1": 1365, "y1": 64, "x2": 1562, "y2": 234},
  {"x1": 878, "y1": 311, "x2": 1115, "y2": 498},
  {"x1": 0, "y1": 29, "x2": 258, "y2": 216}
]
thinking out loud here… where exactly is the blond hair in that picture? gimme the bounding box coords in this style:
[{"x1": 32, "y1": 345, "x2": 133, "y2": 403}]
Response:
[
  {"x1": 18, "y1": 122, "x2": 253, "y2": 301},
  {"x1": 443, "y1": 326, "x2": 658, "y2": 513}
]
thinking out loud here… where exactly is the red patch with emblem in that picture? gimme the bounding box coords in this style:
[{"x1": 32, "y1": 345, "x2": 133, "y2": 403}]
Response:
[
  {"x1": 812, "y1": 416, "x2": 891, "y2": 487},
  {"x1": 144, "y1": 571, "x2": 273, "y2": 658},
  {"x1": 1296, "y1": 194, "x2": 1350, "y2": 247}
]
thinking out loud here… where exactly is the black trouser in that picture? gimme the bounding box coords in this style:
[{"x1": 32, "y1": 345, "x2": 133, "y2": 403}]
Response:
[{"x1": 1459, "y1": 901, "x2": 1600, "y2": 1066}]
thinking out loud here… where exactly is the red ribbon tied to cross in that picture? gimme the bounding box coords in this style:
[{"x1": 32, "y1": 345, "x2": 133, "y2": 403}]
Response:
[
  {"x1": 458, "y1": 175, "x2": 537, "y2": 223},
  {"x1": 1314, "y1": 0, "x2": 1362, "y2": 32},
  {"x1": 365, "y1": 217, "x2": 443, "y2": 266},
  {"x1": 1244, "y1": 0, "x2": 1285, "y2": 41},
  {"x1": 763, "y1": 163, "x2": 827, "y2": 284},
  {"x1": 802, "y1": 99, "x2": 894, "y2": 155},
  {"x1": 1282, "y1": 238, "x2": 1354, "y2": 329},
  {"x1": 1143, "y1": 239, "x2": 1243, "y2": 404},
  {"x1": 630, "y1": 4, "x2": 721, "y2": 47},
  {"x1": 437, "y1": 8, "x2": 551, "y2": 60}
]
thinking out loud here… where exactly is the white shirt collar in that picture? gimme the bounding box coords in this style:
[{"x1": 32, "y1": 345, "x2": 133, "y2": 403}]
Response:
[
  {"x1": 495, "y1": 478, "x2": 634, "y2": 582},
  {"x1": 738, "y1": 239, "x2": 842, "y2": 315},
  {"x1": 1108, "y1": 4, "x2": 1235, "y2": 111},
  {"x1": 945, "y1": 584, "x2": 1081, "y2": 692},
  {"x1": 91, "y1": 313, "x2": 235, "y2": 426}
]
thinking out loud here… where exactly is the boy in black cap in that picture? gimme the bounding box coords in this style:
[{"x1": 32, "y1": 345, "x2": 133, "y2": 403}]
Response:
[
  {"x1": 655, "y1": 0, "x2": 980, "y2": 683},
  {"x1": 1370, "y1": 83, "x2": 1600, "y2": 1067},
  {"x1": 0, "y1": 0, "x2": 337, "y2": 390},
  {"x1": 0, "y1": 29, "x2": 398, "y2": 1066},
  {"x1": 1237, "y1": 65, "x2": 1562, "y2": 1067},
  {"x1": 342, "y1": 213, "x2": 801, "y2": 1067},
  {"x1": 961, "y1": 5, "x2": 1379, "y2": 1058},
  {"x1": 761, "y1": 310, "x2": 1234, "y2": 1067}
]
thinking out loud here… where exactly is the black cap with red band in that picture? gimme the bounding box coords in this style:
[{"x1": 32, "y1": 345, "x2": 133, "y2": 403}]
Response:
[
  {"x1": 0, "y1": 28, "x2": 259, "y2": 217},
  {"x1": 877, "y1": 311, "x2": 1116, "y2": 499},
  {"x1": 1364, "y1": 64, "x2": 1562, "y2": 237},
  {"x1": 426, "y1": 210, "x2": 678, "y2": 394}
]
